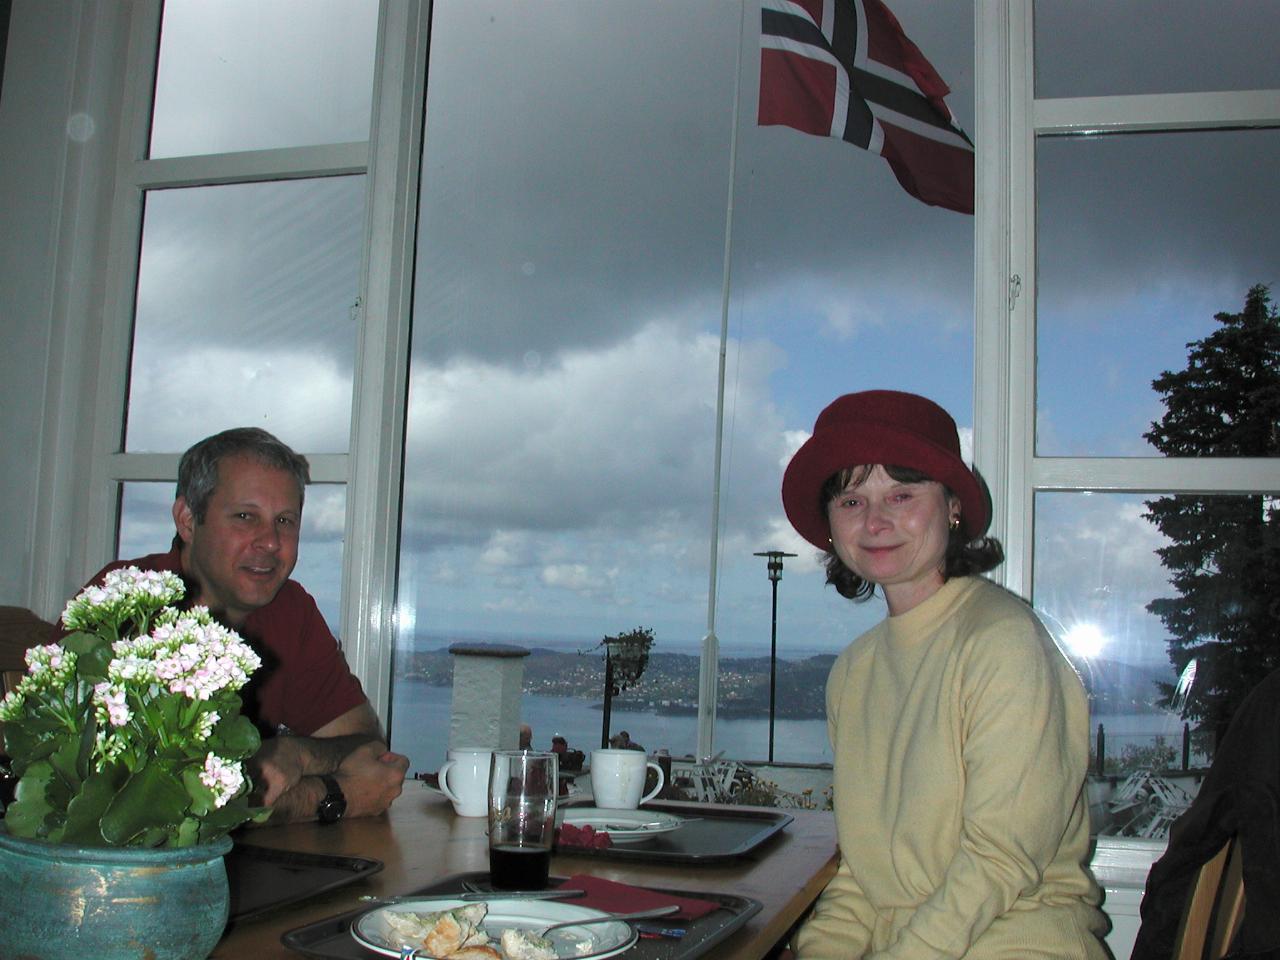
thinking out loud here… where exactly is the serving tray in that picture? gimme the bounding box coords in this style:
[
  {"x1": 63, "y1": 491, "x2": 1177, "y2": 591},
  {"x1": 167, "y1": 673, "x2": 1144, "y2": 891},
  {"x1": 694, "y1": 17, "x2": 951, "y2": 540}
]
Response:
[
  {"x1": 554, "y1": 803, "x2": 792, "y2": 863},
  {"x1": 280, "y1": 871, "x2": 761, "y2": 960},
  {"x1": 227, "y1": 843, "x2": 385, "y2": 923}
]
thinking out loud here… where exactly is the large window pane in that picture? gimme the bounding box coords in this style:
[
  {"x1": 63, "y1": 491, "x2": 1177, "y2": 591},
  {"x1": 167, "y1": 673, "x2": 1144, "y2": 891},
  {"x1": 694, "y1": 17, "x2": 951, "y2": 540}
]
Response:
[
  {"x1": 150, "y1": 0, "x2": 378, "y2": 158},
  {"x1": 125, "y1": 177, "x2": 364, "y2": 453},
  {"x1": 390, "y1": 0, "x2": 974, "y2": 776},
  {"x1": 1035, "y1": 130, "x2": 1280, "y2": 457},
  {"x1": 118, "y1": 481, "x2": 347, "y2": 632},
  {"x1": 1034, "y1": 0, "x2": 1280, "y2": 98},
  {"x1": 1033, "y1": 491, "x2": 1278, "y2": 838}
]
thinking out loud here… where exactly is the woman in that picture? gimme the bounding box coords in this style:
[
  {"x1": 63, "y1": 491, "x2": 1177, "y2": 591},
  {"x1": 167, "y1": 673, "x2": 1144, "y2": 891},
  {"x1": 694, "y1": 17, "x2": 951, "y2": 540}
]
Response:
[{"x1": 782, "y1": 391, "x2": 1108, "y2": 960}]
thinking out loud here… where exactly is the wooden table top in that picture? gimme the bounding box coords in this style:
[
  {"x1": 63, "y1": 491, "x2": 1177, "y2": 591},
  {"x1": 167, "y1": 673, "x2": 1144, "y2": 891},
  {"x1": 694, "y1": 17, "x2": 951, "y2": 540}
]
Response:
[{"x1": 212, "y1": 789, "x2": 837, "y2": 960}]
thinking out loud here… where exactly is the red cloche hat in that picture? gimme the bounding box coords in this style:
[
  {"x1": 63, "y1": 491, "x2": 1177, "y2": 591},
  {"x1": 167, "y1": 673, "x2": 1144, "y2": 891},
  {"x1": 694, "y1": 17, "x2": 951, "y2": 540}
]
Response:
[{"x1": 781, "y1": 390, "x2": 990, "y2": 550}]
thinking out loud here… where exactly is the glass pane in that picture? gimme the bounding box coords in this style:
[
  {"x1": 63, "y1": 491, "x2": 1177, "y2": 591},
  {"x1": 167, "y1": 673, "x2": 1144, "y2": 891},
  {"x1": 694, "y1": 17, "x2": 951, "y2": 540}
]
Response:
[
  {"x1": 125, "y1": 177, "x2": 364, "y2": 453},
  {"x1": 150, "y1": 0, "x2": 378, "y2": 158},
  {"x1": 118, "y1": 481, "x2": 346, "y2": 632},
  {"x1": 391, "y1": 0, "x2": 973, "y2": 779},
  {"x1": 1033, "y1": 491, "x2": 1279, "y2": 839},
  {"x1": 1034, "y1": 0, "x2": 1280, "y2": 98},
  {"x1": 1035, "y1": 130, "x2": 1280, "y2": 456}
]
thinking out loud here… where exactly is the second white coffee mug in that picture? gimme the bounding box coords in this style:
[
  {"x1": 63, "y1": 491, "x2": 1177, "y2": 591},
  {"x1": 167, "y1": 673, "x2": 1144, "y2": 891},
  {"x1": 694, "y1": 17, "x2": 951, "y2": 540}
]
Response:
[
  {"x1": 437, "y1": 747, "x2": 492, "y2": 817},
  {"x1": 589, "y1": 748, "x2": 664, "y2": 809}
]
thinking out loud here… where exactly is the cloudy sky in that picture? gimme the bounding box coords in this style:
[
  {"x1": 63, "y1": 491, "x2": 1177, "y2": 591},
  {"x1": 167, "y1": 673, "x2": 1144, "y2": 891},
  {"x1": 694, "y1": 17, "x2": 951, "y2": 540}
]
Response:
[{"x1": 118, "y1": 1, "x2": 1279, "y2": 687}]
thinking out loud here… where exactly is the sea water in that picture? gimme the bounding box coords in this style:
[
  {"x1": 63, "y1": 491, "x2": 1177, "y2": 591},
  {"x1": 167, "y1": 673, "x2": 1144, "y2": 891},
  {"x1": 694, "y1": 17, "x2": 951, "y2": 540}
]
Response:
[{"x1": 388, "y1": 680, "x2": 1191, "y2": 777}]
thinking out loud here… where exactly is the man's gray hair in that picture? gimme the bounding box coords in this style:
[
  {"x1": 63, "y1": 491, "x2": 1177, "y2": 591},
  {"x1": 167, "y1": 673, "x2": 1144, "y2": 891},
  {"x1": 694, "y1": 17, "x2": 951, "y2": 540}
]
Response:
[{"x1": 176, "y1": 427, "x2": 310, "y2": 524}]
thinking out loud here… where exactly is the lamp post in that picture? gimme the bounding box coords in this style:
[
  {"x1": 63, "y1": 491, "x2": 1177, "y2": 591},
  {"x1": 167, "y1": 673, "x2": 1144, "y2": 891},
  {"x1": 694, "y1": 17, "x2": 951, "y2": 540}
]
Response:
[{"x1": 754, "y1": 550, "x2": 796, "y2": 763}]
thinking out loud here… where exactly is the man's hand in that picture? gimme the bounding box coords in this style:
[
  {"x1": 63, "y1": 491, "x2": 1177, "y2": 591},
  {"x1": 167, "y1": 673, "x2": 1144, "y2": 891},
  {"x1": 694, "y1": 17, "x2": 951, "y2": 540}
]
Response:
[
  {"x1": 245, "y1": 703, "x2": 410, "y2": 824},
  {"x1": 336, "y1": 740, "x2": 410, "y2": 818},
  {"x1": 246, "y1": 735, "x2": 309, "y2": 807}
]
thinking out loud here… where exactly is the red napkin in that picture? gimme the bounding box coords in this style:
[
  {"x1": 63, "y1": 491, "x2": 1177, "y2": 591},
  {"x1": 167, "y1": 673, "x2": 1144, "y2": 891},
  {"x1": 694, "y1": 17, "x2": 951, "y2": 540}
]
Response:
[{"x1": 555, "y1": 874, "x2": 718, "y2": 920}]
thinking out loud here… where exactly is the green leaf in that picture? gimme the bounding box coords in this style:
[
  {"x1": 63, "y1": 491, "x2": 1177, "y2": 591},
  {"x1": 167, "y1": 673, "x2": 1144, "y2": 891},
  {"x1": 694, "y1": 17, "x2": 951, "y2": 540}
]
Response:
[
  {"x1": 181, "y1": 764, "x2": 216, "y2": 817},
  {"x1": 174, "y1": 817, "x2": 201, "y2": 848},
  {"x1": 3, "y1": 761, "x2": 56, "y2": 838},
  {"x1": 100, "y1": 761, "x2": 189, "y2": 845},
  {"x1": 212, "y1": 714, "x2": 261, "y2": 760},
  {"x1": 3, "y1": 721, "x2": 64, "y2": 766},
  {"x1": 59, "y1": 767, "x2": 124, "y2": 845},
  {"x1": 61, "y1": 630, "x2": 106, "y2": 657},
  {"x1": 47, "y1": 731, "x2": 86, "y2": 791},
  {"x1": 196, "y1": 794, "x2": 267, "y2": 844}
]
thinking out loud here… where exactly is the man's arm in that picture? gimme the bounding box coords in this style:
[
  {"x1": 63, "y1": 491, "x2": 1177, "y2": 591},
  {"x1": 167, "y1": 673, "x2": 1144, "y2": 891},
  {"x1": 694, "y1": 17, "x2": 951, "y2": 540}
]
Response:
[{"x1": 247, "y1": 702, "x2": 409, "y2": 823}]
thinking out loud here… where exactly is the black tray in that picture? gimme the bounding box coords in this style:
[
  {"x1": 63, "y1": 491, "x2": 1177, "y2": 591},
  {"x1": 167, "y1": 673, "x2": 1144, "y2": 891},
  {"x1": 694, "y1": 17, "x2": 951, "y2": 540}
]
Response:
[
  {"x1": 556, "y1": 803, "x2": 793, "y2": 863},
  {"x1": 227, "y1": 843, "x2": 384, "y2": 923},
  {"x1": 280, "y1": 871, "x2": 761, "y2": 960}
]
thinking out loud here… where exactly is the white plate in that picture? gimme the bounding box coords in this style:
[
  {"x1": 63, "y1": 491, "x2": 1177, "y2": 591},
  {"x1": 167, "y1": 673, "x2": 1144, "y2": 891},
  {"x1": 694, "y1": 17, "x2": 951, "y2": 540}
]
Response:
[
  {"x1": 351, "y1": 896, "x2": 636, "y2": 960},
  {"x1": 556, "y1": 807, "x2": 684, "y2": 844}
]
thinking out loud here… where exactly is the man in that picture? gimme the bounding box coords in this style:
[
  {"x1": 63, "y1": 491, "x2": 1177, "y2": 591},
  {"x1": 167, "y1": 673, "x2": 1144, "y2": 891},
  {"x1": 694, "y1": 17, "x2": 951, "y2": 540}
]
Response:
[{"x1": 74, "y1": 427, "x2": 408, "y2": 824}]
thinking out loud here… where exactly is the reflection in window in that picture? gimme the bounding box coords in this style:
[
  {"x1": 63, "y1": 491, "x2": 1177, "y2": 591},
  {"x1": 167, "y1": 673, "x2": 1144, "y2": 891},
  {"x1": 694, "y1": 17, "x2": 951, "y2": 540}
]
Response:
[
  {"x1": 150, "y1": 0, "x2": 378, "y2": 158},
  {"x1": 1035, "y1": 130, "x2": 1280, "y2": 457},
  {"x1": 118, "y1": 481, "x2": 347, "y2": 633},
  {"x1": 125, "y1": 177, "x2": 364, "y2": 453},
  {"x1": 1033, "y1": 490, "x2": 1279, "y2": 838},
  {"x1": 389, "y1": 0, "x2": 974, "y2": 777}
]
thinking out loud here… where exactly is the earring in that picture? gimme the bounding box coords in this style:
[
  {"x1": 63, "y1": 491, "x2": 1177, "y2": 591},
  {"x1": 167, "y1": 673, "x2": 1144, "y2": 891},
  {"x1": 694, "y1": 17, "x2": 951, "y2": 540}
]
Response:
[{"x1": 950, "y1": 516, "x2": 961, "y2": 531}]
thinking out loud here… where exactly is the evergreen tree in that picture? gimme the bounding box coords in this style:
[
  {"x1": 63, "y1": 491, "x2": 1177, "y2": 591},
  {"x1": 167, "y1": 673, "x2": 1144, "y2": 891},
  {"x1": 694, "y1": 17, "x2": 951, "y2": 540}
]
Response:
[{"x1": 1143, "y1": 284, "x2": 1280, "y2": 734}]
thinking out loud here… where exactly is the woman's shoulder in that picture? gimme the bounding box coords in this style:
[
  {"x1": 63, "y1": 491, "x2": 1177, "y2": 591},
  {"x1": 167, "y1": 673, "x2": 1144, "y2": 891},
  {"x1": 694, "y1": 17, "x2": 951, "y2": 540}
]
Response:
[
  {"x1": 951, "y1": 577, "x2": 1057, "y2": 652},
  {"x1": 830, "y1": 619, "x2": 888, "y2": 672}
]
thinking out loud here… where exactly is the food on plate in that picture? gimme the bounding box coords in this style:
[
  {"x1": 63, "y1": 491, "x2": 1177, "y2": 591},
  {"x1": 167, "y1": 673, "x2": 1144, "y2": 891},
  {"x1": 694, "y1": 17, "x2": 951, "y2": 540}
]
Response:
[
  {"x1": 375, "y1": 901, "x2": 605, "y2": 959},
  {"x1": 498, "y1": 928, "x2": 558, "y2": 960},
  {"x1": 382, "y1": 903, "x2": 496, "y2": 957}
]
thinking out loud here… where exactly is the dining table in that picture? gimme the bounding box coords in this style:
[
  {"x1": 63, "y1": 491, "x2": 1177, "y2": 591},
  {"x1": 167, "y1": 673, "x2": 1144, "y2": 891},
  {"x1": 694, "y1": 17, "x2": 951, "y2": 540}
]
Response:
[{"x1": 211, "y1": 787, "x2": 838, "y2": 960}]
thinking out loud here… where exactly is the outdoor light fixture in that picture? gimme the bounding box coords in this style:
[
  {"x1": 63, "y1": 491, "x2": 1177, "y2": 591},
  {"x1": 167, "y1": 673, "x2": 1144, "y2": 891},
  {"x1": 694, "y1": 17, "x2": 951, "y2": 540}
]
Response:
[{"x1": 754, "y1": 550, "x2": 796, "y2": 763}]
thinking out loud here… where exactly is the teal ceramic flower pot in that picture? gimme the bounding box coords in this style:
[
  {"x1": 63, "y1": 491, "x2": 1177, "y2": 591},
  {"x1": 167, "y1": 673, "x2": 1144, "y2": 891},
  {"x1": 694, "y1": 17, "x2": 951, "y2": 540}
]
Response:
[{"x1": 0, "y1": 824, "x2": 232, "y2": 960}]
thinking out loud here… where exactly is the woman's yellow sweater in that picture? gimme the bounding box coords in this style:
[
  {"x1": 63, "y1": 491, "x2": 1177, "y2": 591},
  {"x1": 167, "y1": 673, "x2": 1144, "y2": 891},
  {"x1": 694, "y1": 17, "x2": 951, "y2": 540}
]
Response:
[{"x1": 794, "y1": 576, "x2": 1109, "y2": 959}]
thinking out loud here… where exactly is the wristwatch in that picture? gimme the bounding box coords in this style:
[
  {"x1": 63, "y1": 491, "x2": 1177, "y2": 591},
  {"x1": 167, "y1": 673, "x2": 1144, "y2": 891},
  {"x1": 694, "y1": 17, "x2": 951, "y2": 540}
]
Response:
[{"x1": 316, "y1": 775, "x2": 347, "y2": 824}]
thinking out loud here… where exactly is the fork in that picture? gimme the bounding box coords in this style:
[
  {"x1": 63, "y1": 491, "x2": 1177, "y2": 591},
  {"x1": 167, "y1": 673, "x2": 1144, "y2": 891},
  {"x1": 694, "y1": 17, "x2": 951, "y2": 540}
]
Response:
[{"x1": 535, "y1": 904, "x2": 680, "y2": 937}]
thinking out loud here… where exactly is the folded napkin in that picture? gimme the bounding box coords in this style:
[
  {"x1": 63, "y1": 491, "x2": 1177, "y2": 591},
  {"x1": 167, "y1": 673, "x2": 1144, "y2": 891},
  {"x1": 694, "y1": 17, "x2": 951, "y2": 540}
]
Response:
[{"x1": 554, "y1": 874, "x2": 718, "y2": 920}]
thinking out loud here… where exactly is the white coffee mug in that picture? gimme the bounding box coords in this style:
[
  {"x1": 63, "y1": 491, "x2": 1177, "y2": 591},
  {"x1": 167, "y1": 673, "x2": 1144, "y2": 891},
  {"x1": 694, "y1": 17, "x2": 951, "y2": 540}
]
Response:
[
  {"x1": 437, "y1": 748, "x2": 492, "y2": 817},
  {"x1": 589, "y1": 748, "x2": 664, "y2": 809}
]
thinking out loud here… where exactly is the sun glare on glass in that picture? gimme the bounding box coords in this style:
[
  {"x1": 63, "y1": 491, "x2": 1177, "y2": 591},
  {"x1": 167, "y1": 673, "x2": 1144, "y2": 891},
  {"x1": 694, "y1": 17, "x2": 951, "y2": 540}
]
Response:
[{"x1": 1062, "y1": 622, "x2": 1107, "y2": 659}]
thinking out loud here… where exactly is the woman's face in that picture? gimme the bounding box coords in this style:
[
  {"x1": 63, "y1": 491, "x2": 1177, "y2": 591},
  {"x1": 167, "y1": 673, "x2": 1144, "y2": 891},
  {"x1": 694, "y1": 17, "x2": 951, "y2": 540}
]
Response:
[{"x1": 826, "y1": 464, "x2": 959, "y2": 616}]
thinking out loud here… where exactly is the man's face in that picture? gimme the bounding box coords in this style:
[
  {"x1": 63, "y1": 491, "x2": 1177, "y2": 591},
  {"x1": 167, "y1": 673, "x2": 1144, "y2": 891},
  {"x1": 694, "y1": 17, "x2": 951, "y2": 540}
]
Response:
[{"x1": 173, "y1": 454, "x2": 302, "y2": 626}]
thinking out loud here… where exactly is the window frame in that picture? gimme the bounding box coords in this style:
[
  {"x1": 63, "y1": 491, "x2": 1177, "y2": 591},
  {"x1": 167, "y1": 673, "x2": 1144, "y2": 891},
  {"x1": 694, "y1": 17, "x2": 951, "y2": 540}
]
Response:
[{"x1": 978, "y1": 1, "x2": 1280, "y2": 874}]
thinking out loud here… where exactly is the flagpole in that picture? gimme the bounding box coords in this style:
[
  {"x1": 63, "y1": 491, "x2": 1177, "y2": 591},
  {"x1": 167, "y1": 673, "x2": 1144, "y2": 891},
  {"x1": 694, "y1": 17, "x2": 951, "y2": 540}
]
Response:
[{"x1": 697, "y1": 0, "x2": 748, "y2": 762}]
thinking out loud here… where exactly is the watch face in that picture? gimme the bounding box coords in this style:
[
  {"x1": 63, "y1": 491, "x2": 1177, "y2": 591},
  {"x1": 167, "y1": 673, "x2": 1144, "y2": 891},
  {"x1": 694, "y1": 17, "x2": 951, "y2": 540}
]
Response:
[
  {"x1": 318, "y1": 778, "x2": 347, "y2": 823},
  {"x1": 318, "y1": 794, "x2": 346, "y2": 823}
]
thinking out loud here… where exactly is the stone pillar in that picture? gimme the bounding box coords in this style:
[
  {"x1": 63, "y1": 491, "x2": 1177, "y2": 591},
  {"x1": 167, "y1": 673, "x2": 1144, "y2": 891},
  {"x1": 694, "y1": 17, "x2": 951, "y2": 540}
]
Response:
[{"x1": 448, "y1": 642, "x2": 530, "y2": 750}]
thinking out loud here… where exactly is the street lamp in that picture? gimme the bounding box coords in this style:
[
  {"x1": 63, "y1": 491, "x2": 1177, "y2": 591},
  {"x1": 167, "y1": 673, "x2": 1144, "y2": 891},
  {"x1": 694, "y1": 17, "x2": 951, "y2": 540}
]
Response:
[{"x1": 754, "y1": 550, "x2": 796, "y2": 763}]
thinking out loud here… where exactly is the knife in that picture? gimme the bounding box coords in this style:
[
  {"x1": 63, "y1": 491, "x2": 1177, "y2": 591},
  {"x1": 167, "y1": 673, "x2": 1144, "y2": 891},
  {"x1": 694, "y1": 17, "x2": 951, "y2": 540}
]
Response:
[
  {"x1": 459, "y1": 888, "x2": 585, "y2": 901},
  {"x1": 360, "y1": 889, "x2": 585, "y2": 905}
]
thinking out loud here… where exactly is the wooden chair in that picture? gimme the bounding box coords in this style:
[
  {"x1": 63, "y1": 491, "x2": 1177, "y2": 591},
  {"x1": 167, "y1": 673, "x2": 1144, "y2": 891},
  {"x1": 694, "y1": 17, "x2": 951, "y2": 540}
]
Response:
[
  {"x1": 1170, "y1": 835, "x2": 1246, "y2": 960},
  {"x1": 0, "y1": 606, "x2": 57, "y2": 746}
]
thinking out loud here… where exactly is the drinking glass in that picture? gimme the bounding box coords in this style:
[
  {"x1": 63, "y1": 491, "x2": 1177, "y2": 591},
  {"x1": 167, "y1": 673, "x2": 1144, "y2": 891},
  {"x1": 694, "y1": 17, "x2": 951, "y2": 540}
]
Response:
[{"x1": 488, "y1": 750, "x2": 558, "y2": 890}]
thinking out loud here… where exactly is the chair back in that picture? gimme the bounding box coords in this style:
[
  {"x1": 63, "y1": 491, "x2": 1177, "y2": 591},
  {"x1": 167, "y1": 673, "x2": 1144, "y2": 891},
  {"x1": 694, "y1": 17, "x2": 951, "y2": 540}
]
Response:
[{"x1": 1171, "y1": 835, "x2": 1246, "y2": 960}]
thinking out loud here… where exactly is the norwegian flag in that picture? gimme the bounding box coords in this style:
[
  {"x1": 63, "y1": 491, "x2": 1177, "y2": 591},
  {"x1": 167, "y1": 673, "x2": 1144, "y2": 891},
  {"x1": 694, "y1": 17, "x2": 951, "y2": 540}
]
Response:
[{"x1": 759, "y1": 0, "x2": 974, "y2": 214}]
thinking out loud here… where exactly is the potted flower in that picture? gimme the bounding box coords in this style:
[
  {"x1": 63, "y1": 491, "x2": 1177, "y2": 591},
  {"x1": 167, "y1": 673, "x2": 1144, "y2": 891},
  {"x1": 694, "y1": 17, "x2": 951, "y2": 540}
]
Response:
[{"x1": 0, "y1": 566, "x2": 268, "y2": 959}]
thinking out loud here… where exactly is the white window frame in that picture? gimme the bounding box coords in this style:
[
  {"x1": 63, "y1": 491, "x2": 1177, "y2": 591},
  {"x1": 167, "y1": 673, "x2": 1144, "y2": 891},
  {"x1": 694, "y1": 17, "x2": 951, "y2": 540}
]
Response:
[
  {"x1": 29, "y1": 0, "x2": 430, "y2": 724},
  {"x1": 975, "y1": 1, "x2": 1280, "y2": 876}
]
